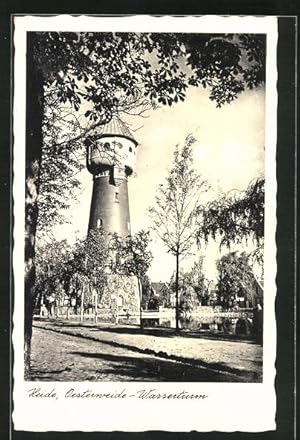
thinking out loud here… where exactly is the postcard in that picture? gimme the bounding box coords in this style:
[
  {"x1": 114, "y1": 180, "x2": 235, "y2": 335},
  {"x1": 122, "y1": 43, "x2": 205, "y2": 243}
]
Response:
[{"x1": 13, "y1": 14, "x2": 277, "y2": 432}]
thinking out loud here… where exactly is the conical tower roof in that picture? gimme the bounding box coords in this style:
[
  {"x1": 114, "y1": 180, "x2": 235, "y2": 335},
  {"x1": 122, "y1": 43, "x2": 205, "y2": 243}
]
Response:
[{"x1": 93, "y1": 117, "x2": 137, "y2": 145}]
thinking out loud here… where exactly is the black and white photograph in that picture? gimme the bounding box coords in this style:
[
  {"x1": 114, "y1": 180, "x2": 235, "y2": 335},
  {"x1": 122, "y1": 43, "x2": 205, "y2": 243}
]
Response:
[{"x1": 12, "y1": 15, "x2": 278, "y2": 432}]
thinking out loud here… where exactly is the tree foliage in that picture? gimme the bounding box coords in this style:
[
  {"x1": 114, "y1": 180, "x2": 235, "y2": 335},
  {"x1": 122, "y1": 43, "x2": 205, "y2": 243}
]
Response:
[
  {"x1": 34, "y1": 229, "x2": 110, "y2": 312},
  {"x1": 71, "y1": 229, "x2": 110, "y2": 296},
  {"x1": 197, "y1": 177, "x2": 264, "y2": 253},
  {"x1": 188, "y1": 257, "x2": 210, "y2": 305},
  {"x1": 216, "y1": 251, "x2": 256, "y2": 309},
  {"x1": 168, "y1": 257, "x2": 209, "y2": 310},
  {"x1": 37, "y1": 97, "x2": 86, "y2": 235},
  {"x1": 169, "y1": 272, "x2": 199, "y2": 311},
  {"x1": 110, "y1": 230, "x2": 153, "y2": 279},
  {"x1": 34, "y1": 239, "x2": 73, "y2": 306},
  {"x1": 34, "y1": 229, "x2": 152, "y2": 325},
  {"x1": 33, "y1": 32, "x2": 266, "y2": 116}
]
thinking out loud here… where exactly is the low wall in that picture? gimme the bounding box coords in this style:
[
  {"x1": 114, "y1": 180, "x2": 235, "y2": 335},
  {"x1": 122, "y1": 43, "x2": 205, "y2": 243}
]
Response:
[
  {"x1": 142, "y1": 306, "x2": 253, "y2": 319},
  {"x1": 38, "y1": 305, "x2": 140, "y2": 325}
]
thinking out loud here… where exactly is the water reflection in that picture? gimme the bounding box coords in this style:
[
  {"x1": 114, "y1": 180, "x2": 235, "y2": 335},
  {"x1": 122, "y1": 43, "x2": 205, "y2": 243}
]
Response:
[{"x1": 142, "y1": 315, "x2": 253, "y2": 336}]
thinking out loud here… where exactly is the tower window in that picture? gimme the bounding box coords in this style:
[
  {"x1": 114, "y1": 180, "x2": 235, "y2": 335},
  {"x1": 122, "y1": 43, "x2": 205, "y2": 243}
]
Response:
[
  {"x1": 97, "y1": 218, "x2": 103, "y2": 229},
  {"x1": 104, "y1": 142, "x2": 110, "y2": 150},
  {"x1": 115, "y1": 192, "x2": 119, "y2": 202},
  {"x1": 129, "y1": 146, "x2": 132, "y2": 152}
]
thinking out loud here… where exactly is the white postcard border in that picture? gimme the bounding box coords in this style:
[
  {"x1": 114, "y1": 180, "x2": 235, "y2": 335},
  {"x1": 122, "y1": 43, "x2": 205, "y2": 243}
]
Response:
[{"x1": 13, "y1": 15, "x2": 278, "y2": 432}]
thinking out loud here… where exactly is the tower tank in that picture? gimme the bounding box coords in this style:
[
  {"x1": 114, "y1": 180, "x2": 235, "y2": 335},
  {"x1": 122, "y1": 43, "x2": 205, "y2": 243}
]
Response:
[{"x1": 85, "y1": 117, "x2": 137, "y2": 237}]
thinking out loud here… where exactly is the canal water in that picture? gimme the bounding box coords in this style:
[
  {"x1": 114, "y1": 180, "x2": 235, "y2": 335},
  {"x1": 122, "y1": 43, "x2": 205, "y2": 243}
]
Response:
[{"x1": 141, "y1": 315, "x2": 253, "y2": 336}]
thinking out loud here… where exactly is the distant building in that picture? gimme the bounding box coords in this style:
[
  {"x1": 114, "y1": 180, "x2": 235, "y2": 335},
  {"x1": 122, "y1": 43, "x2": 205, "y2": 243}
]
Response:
[
  {"x1": 220, "y1": 277, "x2": 264, "y2": 309},
  {"x1": 148, "y1": 276, "x2": 264, "y2": 311},
  {"x1": 146, "y1": 282, "x2": 175, "y2": 309}
]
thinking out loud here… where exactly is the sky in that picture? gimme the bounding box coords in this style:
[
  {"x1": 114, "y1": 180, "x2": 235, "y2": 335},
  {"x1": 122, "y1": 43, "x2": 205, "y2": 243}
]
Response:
[{"x1": 52, "y1": 84, "x2": 265, "y2": 282}]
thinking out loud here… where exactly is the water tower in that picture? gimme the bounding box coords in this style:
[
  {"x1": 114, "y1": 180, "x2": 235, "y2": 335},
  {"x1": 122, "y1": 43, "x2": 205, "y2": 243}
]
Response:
[
  {"x1": 86, "y1": 117, "x2": 137, "y2": 236},
  {"x1": 85, "y1": 117, "x2": 140, "y2": 323}
]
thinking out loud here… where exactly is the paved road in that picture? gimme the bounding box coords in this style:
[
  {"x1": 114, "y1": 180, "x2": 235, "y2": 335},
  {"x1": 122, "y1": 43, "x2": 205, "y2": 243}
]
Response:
[{"x1": 29, "y1": 322, "x2": 262, "y2": 382}]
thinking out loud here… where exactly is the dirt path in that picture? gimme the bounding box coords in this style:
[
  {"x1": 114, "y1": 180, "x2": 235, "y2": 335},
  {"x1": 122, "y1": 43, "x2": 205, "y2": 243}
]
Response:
[{"x1": 29, "y1": 321, "x2": 262, "y2": 382}]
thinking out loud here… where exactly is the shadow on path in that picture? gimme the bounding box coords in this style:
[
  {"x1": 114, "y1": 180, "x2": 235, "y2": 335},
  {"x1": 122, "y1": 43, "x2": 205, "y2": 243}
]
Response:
[
  {"x1": 68, "y1": 350, "x2": 239, "y2": 382},
  {"x1": 33, "y1": 323, "x2": 261, "y2": 382},
  {"x1": 35, "y1": 318, "x2": 257, "y2": 343}
]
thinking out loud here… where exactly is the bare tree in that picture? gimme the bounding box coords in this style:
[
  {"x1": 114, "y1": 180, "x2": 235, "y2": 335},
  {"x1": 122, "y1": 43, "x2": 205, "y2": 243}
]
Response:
[{"x1": 149, "y1": 135, "x2": 208, "y2": 331}]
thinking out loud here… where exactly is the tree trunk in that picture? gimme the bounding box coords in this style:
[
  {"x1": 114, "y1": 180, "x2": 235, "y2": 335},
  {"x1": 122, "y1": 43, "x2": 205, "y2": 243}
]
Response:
[
  {"x1": 175, "y1": 251, "x2": 180, "y2": 333},
  {"x1": 80, "y1": 286, "x2": 84, "y2": 322},
  {"x1": 24, "y1": 34, "x2": 44, "y2": 376},
  {"x1": 137, "y1": 277, "x2": 143, "y2": 330},
  {"x1": 94, "y1": 290, "x2": 98, "y2": 323}
]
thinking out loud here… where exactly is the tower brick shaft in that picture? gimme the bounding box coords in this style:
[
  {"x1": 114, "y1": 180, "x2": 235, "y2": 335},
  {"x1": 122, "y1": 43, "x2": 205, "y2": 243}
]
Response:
[{"x1": 88, "y1": 171, "x2": 130, "y2": 236}]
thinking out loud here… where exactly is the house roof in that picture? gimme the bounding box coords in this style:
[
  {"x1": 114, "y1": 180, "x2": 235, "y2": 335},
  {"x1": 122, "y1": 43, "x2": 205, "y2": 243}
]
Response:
[
  {"x1": 92, "y1": 117, "x2": 138, "y2": 145},
  {"x1": 151, "y1": 282, "x2": 169, "y2": 296},
  {"x1": 254, "y1": 278, "x2": 264, "y2": 290}
]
